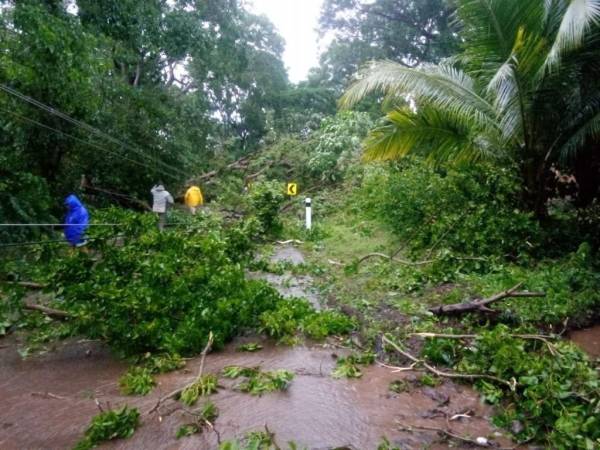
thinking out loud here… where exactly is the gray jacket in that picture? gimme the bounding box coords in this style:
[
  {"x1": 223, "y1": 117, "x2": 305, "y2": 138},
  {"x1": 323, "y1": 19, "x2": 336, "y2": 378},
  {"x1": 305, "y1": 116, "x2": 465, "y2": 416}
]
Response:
[{"x1": 151, "y1": 185, "x2": 174, "y2": 213}]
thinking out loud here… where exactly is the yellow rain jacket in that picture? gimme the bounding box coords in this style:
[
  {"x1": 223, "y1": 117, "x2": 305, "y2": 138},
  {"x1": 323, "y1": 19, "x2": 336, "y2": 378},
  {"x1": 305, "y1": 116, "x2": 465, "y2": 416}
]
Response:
[{"x1": 184, "y1": 186, "x2": 204, "y2": 208}]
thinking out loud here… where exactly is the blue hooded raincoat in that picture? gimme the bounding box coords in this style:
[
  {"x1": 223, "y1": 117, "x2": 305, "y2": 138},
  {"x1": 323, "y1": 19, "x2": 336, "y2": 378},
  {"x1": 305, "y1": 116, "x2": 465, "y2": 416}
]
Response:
[{"x1": 64, "y1": 194, "x2": 89, "y2": 246}]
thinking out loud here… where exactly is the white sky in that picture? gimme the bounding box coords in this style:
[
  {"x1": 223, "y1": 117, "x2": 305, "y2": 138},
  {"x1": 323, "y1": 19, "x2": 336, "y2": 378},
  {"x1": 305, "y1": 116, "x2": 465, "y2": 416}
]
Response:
[{"x1": 249, "y1": 0, "x2": 324, "y2": 83}]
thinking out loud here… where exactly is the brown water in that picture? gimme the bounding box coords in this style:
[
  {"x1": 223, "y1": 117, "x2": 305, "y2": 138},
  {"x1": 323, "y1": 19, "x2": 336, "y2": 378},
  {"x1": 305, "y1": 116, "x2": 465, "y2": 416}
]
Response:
[
  {"x1": 570, "y1": 325, "x2": 600, "y2": 359},
  {"x1": 0, "y1": 246, "x2": 512, "y2": 449},
  {"x1": 0, "y1": 336, "x2": 509, "y2": 450}
]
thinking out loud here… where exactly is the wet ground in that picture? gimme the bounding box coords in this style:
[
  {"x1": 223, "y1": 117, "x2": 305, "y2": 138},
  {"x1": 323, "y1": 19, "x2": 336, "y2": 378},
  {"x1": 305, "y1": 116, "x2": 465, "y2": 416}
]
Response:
[
  {"x1": 248, "y1": 244, "x2": 321, "y2": 310},
  {"x1": 570, "y1": 325, "x2": 600, "y2": 359},
  {"x1": 0, "y1": 336, "x2": 510, "y2": 450},
  {"x1": 0, "y1": 245, "x2": 514, "y2": 449}
]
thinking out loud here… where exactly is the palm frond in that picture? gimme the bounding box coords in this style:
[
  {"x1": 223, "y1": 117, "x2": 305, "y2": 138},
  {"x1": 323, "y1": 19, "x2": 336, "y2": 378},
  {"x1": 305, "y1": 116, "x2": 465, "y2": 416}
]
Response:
[
  {"x1": 457, "y1": 0, "x2": 545, "y2": 69},
  {"x1": 340, "y1": 60, "x2": 498, "y2": 133},
  {"x1": 545, "y1": 0, "x2": 600, "y2": 70},
  {"x1": 556, "y1": 95, "x2": 600, "y2": 161},
  {"x1": 361, "y1": 108, "x2": 504, "y2": 165}
]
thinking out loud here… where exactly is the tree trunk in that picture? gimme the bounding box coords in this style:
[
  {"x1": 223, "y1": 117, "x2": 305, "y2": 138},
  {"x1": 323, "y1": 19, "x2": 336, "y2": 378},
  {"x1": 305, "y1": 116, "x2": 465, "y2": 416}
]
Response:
[
  {"x1": 574, "y1": 141, "x2": 600, "y2": 207},
  {"x1": 522, "y1": 157, "x2": 550, "y2": 219}
]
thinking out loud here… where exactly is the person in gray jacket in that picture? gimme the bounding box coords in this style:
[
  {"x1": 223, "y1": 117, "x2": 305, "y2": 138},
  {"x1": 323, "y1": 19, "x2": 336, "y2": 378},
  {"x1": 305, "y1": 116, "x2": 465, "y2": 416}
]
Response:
[{"x1": 151, "y1": 184, "x2": 174, "y2": 231}]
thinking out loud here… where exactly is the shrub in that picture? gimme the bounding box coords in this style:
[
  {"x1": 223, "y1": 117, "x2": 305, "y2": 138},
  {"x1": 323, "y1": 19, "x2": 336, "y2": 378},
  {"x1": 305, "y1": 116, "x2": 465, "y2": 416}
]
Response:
[
  {"x1": 307, "y1": 111, "x2": 373, "y2": 182},
  {"x1": 248, "y1": 180, "x2": 286, "y2": 235},
  {"x1": 361, "y1": 159, "x2": 539, "y2": 258}
]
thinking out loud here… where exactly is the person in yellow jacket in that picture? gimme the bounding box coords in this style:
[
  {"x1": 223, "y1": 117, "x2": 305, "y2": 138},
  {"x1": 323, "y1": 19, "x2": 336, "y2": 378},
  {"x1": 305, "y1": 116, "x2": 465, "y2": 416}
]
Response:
[{"x1": 184, "y1": 185, "x2": 204, "y2": 215}]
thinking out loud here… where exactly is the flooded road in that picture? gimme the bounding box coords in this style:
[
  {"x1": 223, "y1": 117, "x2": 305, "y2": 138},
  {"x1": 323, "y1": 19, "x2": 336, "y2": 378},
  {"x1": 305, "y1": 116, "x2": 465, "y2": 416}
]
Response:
[
  {"x1": 0, "y1": 336, "x2": 507, "y2": 450},
  {"x1": 0, "y1": 245, "x2": 512, "y2": 449}
]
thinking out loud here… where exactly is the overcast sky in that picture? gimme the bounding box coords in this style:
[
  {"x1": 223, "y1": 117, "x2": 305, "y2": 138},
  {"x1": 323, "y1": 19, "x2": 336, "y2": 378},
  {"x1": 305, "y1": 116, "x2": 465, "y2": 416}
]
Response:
[{"x1": 249, "y1": 0, "x2": 324, "y2": 83}]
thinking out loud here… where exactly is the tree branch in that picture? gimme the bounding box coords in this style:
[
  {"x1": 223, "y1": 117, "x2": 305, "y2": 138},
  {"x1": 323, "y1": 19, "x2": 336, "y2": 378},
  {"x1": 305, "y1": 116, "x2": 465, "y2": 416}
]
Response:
[
  {"x1": 428, "y1": 283, "x2": 545, "y2": 315},
  {"x1": 148, "y1": 332, "x2": 214, "y2": 416},
  {"x1": 382, "y1": 335, "x2": 516, "y2": 391}
]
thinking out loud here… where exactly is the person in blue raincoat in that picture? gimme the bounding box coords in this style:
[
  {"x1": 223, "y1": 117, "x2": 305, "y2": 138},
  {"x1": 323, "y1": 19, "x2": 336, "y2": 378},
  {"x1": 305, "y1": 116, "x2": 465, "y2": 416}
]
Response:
[{"x1": 64, "y1": 194, "x2": 89, "y2": 246}]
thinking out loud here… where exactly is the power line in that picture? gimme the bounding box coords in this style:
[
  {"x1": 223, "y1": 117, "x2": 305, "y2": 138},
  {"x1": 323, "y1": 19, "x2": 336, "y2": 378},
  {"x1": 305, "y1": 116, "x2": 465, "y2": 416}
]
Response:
[
  {"x1": 0, "y1": 106, "x2": 182, "y2": 181},
  {"x1": 0, "y1": 224, "x2": 123, "y2": 227},
  {"x1": 0, "y1": 234, "x2": 126, "y2": 249},
  {"x1": 0, "y1": 84, "x2": 191, "y2": 179}
]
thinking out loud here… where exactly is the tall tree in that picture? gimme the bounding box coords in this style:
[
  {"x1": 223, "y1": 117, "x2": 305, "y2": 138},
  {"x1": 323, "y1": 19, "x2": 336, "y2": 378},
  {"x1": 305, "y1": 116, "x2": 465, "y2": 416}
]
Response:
[
  {"x1": 317, "y1": 0, "x2": 459, "y2": 91},
  {"x1": 341, "y1": 0, "x2": 600, "y2": 216}
]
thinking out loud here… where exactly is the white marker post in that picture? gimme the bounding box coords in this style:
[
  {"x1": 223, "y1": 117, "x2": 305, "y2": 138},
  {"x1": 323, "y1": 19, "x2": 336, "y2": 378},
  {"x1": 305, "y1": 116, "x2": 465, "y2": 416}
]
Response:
[{"x1": 305, "y1": 197, "x2": 312, "y2": 230}]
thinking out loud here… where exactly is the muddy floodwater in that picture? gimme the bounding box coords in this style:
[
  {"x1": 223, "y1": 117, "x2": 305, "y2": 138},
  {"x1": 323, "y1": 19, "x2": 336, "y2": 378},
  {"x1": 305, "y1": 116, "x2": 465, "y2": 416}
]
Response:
[
  {"x1": 0, "y1": 336, "x2": 510, "y2": 450},
  {"x1": 570, "y1": 325, "x2": 600, "y2": 359},
  {"x1": 0, "y1": 246, "x2": 513, "y2": 449}
]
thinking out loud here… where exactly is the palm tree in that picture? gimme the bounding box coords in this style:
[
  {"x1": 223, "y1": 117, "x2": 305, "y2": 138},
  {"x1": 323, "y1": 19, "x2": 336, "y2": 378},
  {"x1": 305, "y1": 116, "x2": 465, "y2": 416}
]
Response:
[{"x1": 341, "y1": 0, "x2": 600, "y2": 216}]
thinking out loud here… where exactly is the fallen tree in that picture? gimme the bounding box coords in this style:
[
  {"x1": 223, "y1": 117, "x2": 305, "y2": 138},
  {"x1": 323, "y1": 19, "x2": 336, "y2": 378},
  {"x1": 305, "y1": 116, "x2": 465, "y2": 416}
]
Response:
[
  {"x1": 428, "y1": 283, "x2": 545, "y2": 315},
  {"x1": 24, "y1": 303, "x2": 70, "y2": 320}
]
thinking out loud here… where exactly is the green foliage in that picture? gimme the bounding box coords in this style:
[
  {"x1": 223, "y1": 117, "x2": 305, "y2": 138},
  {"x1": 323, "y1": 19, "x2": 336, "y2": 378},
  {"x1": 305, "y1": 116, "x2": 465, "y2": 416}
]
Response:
[
  {"x1": 119, "y1": 367, "x2": 155, "y2": 396},
  {"x1": 462, "y1": 243, "x2": 600, "y2": 327},
  {"x1": 376, "y1": 437, "x2": 402, "y2": 450},
  {"x1": 341, "y1": 0, "x2": 600, "y2": 215},
  {"x1": 41, "y1": 210, "x2": 285, "y2": 357},
  {"x1": 176, "y1": 424, "x2": 200, "y2": 439},
  {"x1": 73, "y1": 406, "x2": 139, "y2": 450},
  {"x1": 306, "y1": 112, "x2": 373, "y2": 182},
  {"x1": 388, "y1": 380, "x2": 409, "y2": 393},
  {"x1": 259, "y1": 299, "x2": 355, "y2": 341},
  {"x1": 142, "y1": 353, "x2": 185, "y2": 374},
  {"x1": 218, "y1": 431, "x2": 306, "y2": 450},
  {"x1": 222, "y1": 366, "x2": 260, "y2": 379},
  {"x1": 424, "y1": 325, "x2": 600, "y2": 448},
  {"x1": 219, "y1": 431, "x2": 274, "y2": 450},
  {"x1": 237, "y1": 343, "x2": 263, "y2": 352},
  {"x1": 175, "y1": 401, "x2": 219, "y2": 439},
  {"x1": 418, "y1": 374, "x2": 441, "y2": 388},
  {"x1": 248, "y1": 180, "x2": 286, "y2": 236},
  {"x1": 179, "y1": 374, "x2": 218, "y2": 406},
  {"x1": 0, "y1": 169, "x2": 54, "y2": 244},
  {"x1": 331, "y1": 352, "x2": 375, "y2": 379},
  {"x1": 224, "y1": 366, "x2": 294, "y2": 396},
  {"x1": 319, "y1": 0, "x2": 458, "y2": 92},
  {"x1": 421, "y1": 336, "x2": 461, "y2": 367},
  {"x1": 362, "y1": 160, "x2": 538, "y2": 258}
]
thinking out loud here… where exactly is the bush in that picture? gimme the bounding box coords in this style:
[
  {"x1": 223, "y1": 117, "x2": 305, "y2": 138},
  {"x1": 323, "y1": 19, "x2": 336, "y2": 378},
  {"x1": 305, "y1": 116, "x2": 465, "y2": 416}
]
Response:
[
  {"x1": 361, "y1": 159, "x2": 539, "y2": 258},
  {"x1": 0, "y1": 169, "x2": 54, "y2": 244},
  {"x1": 248, "y1": 180, "x2": 286, "y2": 235},
  {"x1": 307, "y1": 111, "x2": 373, "y2": 182},
  {"x1": 462, "y1": 243, "x2": 600, "y2": 328}
]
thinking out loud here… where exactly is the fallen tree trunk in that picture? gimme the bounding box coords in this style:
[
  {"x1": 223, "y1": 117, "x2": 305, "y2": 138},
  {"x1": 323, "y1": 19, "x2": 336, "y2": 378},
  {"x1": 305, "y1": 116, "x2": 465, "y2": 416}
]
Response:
[
  {"x1": 429, "y1": 283, "x2": 545, "y2": 315},
  {"x1": 2, "y1": 281, "x2": 47, "y2": 289},
  {"x1": 357, "y1": 252, "x2": 436, "y2": 266},
  {"x1": 24, "y1": 304, "x2": 70, "y2": 320}
]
